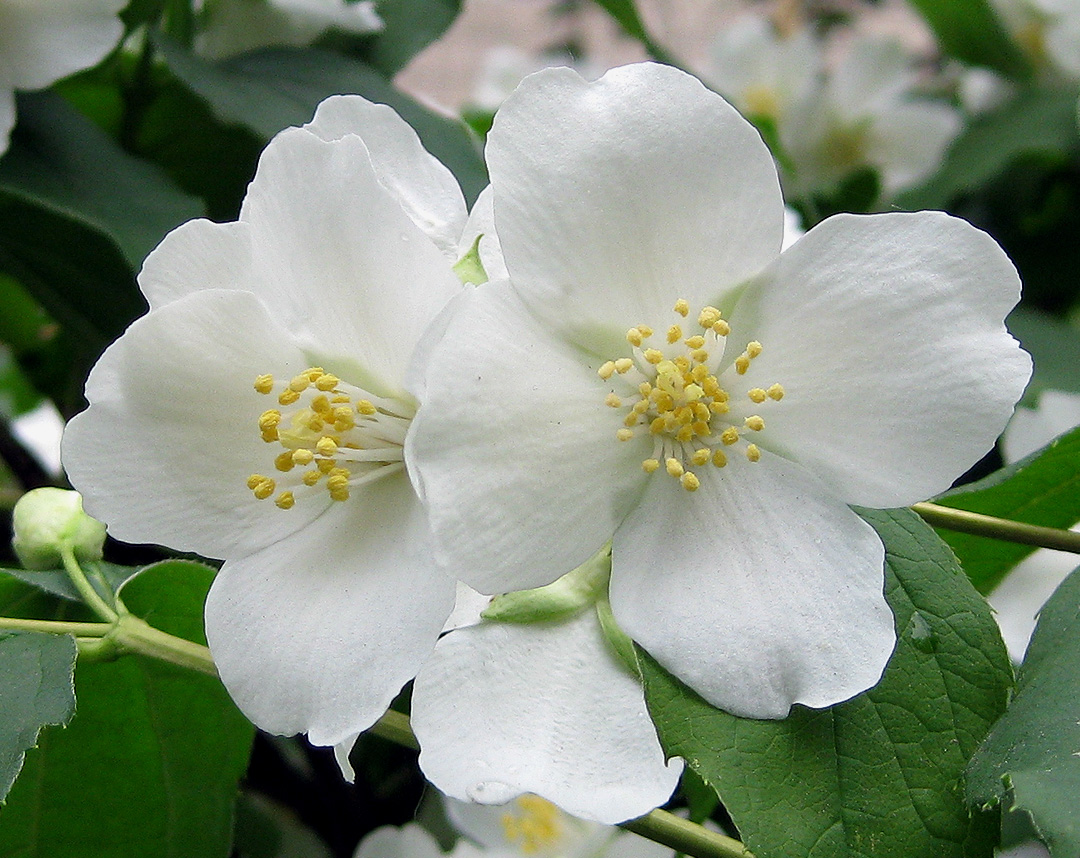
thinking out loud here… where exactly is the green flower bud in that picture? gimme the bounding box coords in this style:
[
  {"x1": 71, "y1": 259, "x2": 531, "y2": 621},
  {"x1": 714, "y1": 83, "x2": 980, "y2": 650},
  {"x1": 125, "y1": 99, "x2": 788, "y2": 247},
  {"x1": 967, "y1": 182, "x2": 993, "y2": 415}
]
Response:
[
  {"x1": 11, "y1": 488, "x2": 107, "y2": 571},
  {"x1": 482, "y1": 545, "x2": 611, "y2": 624}
]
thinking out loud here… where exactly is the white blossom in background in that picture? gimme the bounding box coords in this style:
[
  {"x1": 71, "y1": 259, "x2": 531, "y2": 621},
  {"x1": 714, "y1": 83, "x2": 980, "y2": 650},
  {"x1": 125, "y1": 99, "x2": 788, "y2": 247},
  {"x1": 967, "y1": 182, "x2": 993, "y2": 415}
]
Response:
[
  {"x1": 354, "y1": 795, "x2": 672, "y2": 858},
  {"x1": 467, "y1": 46, "x2": 605, "y2": 116},
  {"x1": 63, "y1": 94, "x2": 482, "y2": 749},
  {"x1": 990, "y1": 0, "x2": 1080, "y2": 79},
  {"x1": 990, "y1": 388, "x2": 1080, "y2": 662},
  {"x1": 407, "y1": 61, "x2": 1030, "y2": 739},
  {"x1": 0, "y1": 0, "x2": 125, "y2": 154},
  {"x1": 195, "y1": 0, "x2": 381, "y2": 59}
]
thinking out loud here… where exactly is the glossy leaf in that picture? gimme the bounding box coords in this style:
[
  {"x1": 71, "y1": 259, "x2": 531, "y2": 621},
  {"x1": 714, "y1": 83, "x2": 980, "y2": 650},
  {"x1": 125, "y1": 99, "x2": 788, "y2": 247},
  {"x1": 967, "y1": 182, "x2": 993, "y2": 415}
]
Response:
[
  {"x1": 932, "y1": 425, "x2": 1080, "y2": 594},
  {"x1": 641, "y1": 508, "x2": 1010, "y2": 858},
  {"x1": 967, "y1": 564, "x2": 1080, "y2": 855},
  {"x1": 907, "y1": 0, "x2": 1031, "y2": 79}
]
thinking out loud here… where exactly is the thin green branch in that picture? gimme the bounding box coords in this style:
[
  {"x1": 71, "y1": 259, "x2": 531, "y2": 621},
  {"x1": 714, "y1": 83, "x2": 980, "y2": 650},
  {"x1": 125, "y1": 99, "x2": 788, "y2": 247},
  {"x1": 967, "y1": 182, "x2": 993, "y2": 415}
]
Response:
[
  {"x1": 912, "y1": 502, "x2": 1080, "y2": 554},
  {"x1": 0, "y1": 616, "x2": 111, "y2": 636},
  {"x1": 60, "y1": 543, "x2": 118, "y2": 622},
  {"x1": 110, "y1": 615, "x2": 218, "y2": 677},
  {"x1": 623, "y1": 808, "x2": 755, "y2": 858}
]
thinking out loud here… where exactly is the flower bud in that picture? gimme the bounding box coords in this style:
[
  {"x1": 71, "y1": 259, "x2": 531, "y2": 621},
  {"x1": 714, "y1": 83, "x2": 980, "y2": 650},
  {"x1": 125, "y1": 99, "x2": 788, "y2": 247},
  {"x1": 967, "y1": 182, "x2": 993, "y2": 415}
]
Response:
[{"x1": 11, "y1": 488, "x2": 107, "y2": 570}]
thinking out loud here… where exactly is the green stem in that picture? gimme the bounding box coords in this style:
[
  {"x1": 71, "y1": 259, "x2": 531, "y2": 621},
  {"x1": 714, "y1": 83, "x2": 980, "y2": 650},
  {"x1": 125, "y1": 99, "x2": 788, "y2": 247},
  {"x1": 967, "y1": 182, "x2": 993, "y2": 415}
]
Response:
[
  {"x1": 622, "y1": 808, "x2": 755, "y2": 858},
  {"x1": 0, "y1": 616, "x2": 111, "y2": 636},
  {"x1": 912, "y1": 502, "x2": 1080, "y2": 554},
  {"x1": 110, "y1": 614, "x2": 218, "y2": 677},
  {"x1": 60, "y1": 543, "x2": 118, "y2": 622}
]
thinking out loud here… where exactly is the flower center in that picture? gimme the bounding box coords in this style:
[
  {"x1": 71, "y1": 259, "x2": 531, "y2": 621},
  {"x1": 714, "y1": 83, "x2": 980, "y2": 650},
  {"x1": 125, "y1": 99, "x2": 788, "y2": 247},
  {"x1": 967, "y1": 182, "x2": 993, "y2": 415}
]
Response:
[
  {"x1": 598, "y1": 299, "x2": 784, "y2": 492},
  {"x1": 499, "y1": 795, "x2": 566, "y2": 856},
  {"x1": 246, "y1": 366, "x2": 414, "y2": 510}
]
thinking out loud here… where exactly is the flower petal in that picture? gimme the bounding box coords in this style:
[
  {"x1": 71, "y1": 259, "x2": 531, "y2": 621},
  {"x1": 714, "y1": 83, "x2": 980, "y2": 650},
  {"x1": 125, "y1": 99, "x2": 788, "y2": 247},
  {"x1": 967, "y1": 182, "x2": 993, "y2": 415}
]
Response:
[
  {"x1": 411, "y1": 608, "x2": 683, "y2": 825},
  {"x1": 610, "y1": 449, "x2": 895, "y2": 718},
  {"x1": 405, "y1": 281, "x2": 647, "y2": 594},
  {"x1": 205, "y1": 477, "x2": 454, "y2": 746},
  {"x1": 304, "y1": 94, "x2": 467, "y2": 257},
  {"x1": 63, "y1": 289, "x2": 327, "y2": 559},
  {"x1": 458, "y1": 185, "x2": 508, "y2": 282},
  {"x1": 487, "y1": 62, "x2": 783, "y2": 349},
  {"x1": 238, "y1": 126, "x2": 462, "y2": 390},
  {"x1": 868, "y1": 102, "x2": 960, "y2": 193},
  {"x1": 354, "y1": 824, "x2": 452, "y2": 858},
  {"x1": 729, "y1": 211, "x2": 1031, "y2": 508}
]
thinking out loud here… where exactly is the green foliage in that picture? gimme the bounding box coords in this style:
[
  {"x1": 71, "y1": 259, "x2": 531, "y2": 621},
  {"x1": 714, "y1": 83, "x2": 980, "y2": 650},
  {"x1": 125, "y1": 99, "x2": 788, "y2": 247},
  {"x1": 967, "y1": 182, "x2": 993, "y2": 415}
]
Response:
[
  {"x1": 353, "y1": 0, "x2": 462, "y2": 76},
  {"x1": 967, "y1": 564, "x2": 1080, "y2": 855},
  {"x1": 0, "y1": 561, "x2": 254, "y2": 858},
  {"x1": 157, "y1": 38, "x2": 488, "y2": 204},
  {"x1": 1008, "y1": 308, "x2": 1080, "y2": 400},
  {"x1": 0, "y1": 632, "x2": 76, "y2": 802},
  {"x1": 933, "y1": 425, "x2": 1080, "y2": 594},
  {"x1": 907, "y1": 0, "x2": 1031, "y2": 79},
  {"x1": 641, "y1": 508, "x2": 1011, "y2": 858}
]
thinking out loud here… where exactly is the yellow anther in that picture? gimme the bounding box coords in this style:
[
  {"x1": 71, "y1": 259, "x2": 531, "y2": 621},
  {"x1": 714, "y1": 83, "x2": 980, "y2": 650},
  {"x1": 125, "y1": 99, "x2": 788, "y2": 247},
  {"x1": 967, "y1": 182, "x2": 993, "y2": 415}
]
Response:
[
  {"x1": 632, "y1": 400, "x2": 650, "y2": 415},
  {"x1": 684, "y1": 383, "x2": 705, "y2": 401},
  {"x1": 692, "y1": 420, "x2": 711, "y2": 437},
  {"x1": 626, "y1": 327, "x2": 644, "y2": 347},
  {"x1": 692, "y1": 402, "x2": 710, "y2": 421},
  {"x1": 331, "y1": 395, "x2": 351, "y2": 404},
  {"x1": 316, "y1": 436, "x2": 338, "y2": 457},
  {"x1": 712, "y1": 320, "x2": 731, "y2": 336},
  {"x1": 616, "y1": 428, "x2": 635, "y2": 441},
  {"x1": 643, "y1": 349, "x2": 664, "y2": 365},
  {"x1": 667, "y1": 325, "x2": 683, "y2": 344},
  {"x1": 712, "y1": 449, "x2": 728, "y2": 467},
  {"x1": 305, "y1": 367, "x2": 324, "y2": 380},
  {"x1": 748, "y1": 388, "x2": 767, "y2": 403},
  {"x1": 275, "y1": 451, "x2": 295, "y2": 472},
  {"x1": 747, "y1": 341, "x2": 762, "y2": 358},
  {"x1": 356, "y1": 400, "x2": 377, "y2": 415},
  {"x1": 311, "y1": 395, "x2": 331, "y2": 414},
  {"x1": 642, "y1": 458, "x2": 660, "y2": 473},
  {"x1": 681, "y1": 471, "x2": 700, "y2": 491},
  {"x1": 247, "y1": 474, "x2": 266, "y2": 490},
  {"x1": 709, "y1": 401, "x2": 730, "y2": 414},
  {"x1": 746, "y1": 444, "x2": 761, "y2": 462},
  {"x1": 334, "y1": 405, "x2": 355, "y2": 422},
  {"x1": 691, "y1": 449, "x2": 711, "y2": 466},
  {"x1": 254, "y1": 374, "x2": 274, "y2": 394},
  {"x1": 638, "y1": 381, "x2": 652, "y2": 397},
  {"x1": 275, "y1": 491, "x2": 295, "y2": 510},
  {"x1": 315, "y1": 374, "x2": 339, "y2": 391},
  {"x1": 614, "y1": 358, "x2": 634, "y2": 373},
  {"x1": 288, "y1": 374, "x2": 311, "y2": 393},
  {"x1": 676, "y1": 425, "x2": 694, "y2": 442},
  {"x1": 721, "y1": 426, "x2": 740, "y2": 446},
  {"x1": 674, "y1": 355, "x2": 691, "y2": 373},
  {"x1": 317, "y1": 459, "x2": 336, "y2": 474},
  {"x1": 745, "y1": 415, "x2": 765, "y2": 432},
  {"x1": 623, "y1": 413, "x2": 639, "y2": 428},
  {"x1": 674, "y1": 299, "x2": 690, "y2": 317},
  {"x1": 650, "y1": 417, "x2": 667, "y2": 434},
  {"x1": 691, "y1": 349, "x2": 710, "y2": 363},
  {"x1": 307, "y1": 418, "x2": 324, "y2": 433},
  {"x1": 278, "y1": 389, "x2": 300, "y2": 405},
  {"x1": 261, "y1": 429, "x2": 279, "y2": 443},
  {"x1": 605, "y1": 393, "x2": 622, "y2": 408},
  {"x1": 691, "y1": 364, "x2": 709, "y2": 383},
  {"x1": 665, "y1": 458, "x2": 684, "y2": 477},
  {"x1": 598, "y1": 361, "x2": 616, "y2": 380},
  {"x1": 684, "y1": 335, "x2": 706, "y2": 350},
  {"x1": 734, "y1": 355, "x2": 750, "y2": 375},
  {"x1": 252, "y1": 478, "x2": 275, "y2": 500},
  {"x1": 768, "y1": 383, "x2": 785, "y2": 401},
  {"x1": 259, "y1": 409, "x2": 282, "y2": 431},
  {"x1": 303, "y1": 470, "x2": 322, "y2": 486},
  {"x1": 698, "y1": 306, "x2": 721, "y2": 328},
  {"x1": 638, "y1": 325, "x2": 654, "y2": 338},
  {"x1": 292, "y1": 449, "x2": 314, "y2": 466}
]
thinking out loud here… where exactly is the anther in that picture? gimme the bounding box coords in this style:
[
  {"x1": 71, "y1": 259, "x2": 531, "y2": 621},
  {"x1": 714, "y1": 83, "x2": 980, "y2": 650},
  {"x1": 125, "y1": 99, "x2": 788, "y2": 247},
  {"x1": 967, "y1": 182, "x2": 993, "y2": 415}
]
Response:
[
  {"x1": 680, "y1": 472, "x2": 700, "y2": 491},
  {"x1": 691, "y1": 449, "x2": 711, "y2": 466},
  {"x1": 746, "y1": 444, "x2": 761, "y2": 462},
  {"x1": 684, "y1": 335, "x2": 706, "y2": 350},
  {"x1": 278, "y1": 389, "x2": 300, "y2": 405},
  {"x1": 642, "y1": 458, "x2": 660, "y2": 473},
  {"x1": 638, "y1": 325, "x2": 654, "y2": 338},
  {"x1": 748, "y1": 388, "x2": 767, "y2": 403},
  {"x1": 598, "y1": 361, "x2": 616, "y2": 380},
  {"x1": 667, "y1": 325, "x2": 682, "y2": 344},
  {"x1": 673, "y1": 299, "x2": 689, "y2": 317},
  {"x1": 626, "y1": 328, "x2": 644, "y2": 347},
  {"x1": 356, "y1": 400, "x2": 377, "y2": 415},
  {"x1": 616, "y1": 428, "x2": 635, "y2": 441},
  {"x1": 712, "y1": 320, "x2": 731, "y2": 336},
  {"x1": 712, "y1": 449, "x2": 727, "y2": 467},
  {"x1": 605, "y1": 393, "x2": 622, "y2": 407},
  {"x1": 698, "y1": 306, "x2": 721, "y2": 328},
  {"x1": 275, "y1": 492, "x2": 295, "y2": 510},
  {"x1": 259, "y1": 410, "x2": 281, "y2": 431},
  {"x1": 665, "y1": 458, "x2": 684, "y2": 477},
  {"x1": 747, "y1": 341, "x2": 763, "y2": 358},
  {"x1": 745, "y1": 415, "x2": 765, "y2": 431},
  {"x1": 721, "y1": 427, "x2": 740, "y2": 445},
  {"x1": 292, "y1": 449, "x2": 314, "y2": 466},
  {"x1": 614, "y1": 358, "x2": 634, "y2": 374},
  {"x1": 254, "y1": 374, "x2": 274, "y2": 394},
  {"x1": 315, "y1": 374, "x2": 339, "y2": 391},
  {"x1": 316, "y1": 437, "x2": 338, "y2": 457},
  {"x1": 288, "y1": 374, "x2": 311, "y2": 393},
  {"x1": 275, "y1": 451, "x2": 295, "y2": 472},
  {"x1": 768, "y1": 383, "x2": 785, "y2": 401},
  {"x1": 643, "y1": 349, "x2": 664, "y2": 365}
]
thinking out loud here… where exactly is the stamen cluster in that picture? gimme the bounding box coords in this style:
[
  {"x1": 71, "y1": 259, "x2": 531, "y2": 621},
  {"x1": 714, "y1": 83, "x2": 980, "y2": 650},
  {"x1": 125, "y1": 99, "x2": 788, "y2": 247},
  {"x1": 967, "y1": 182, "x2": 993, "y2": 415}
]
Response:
[
  {"x1": 599, "y1": 300, "x2": 784, "y2": 491},
  {"x1": 499, "y1": 795, "x2": 566, "y2": 855}
]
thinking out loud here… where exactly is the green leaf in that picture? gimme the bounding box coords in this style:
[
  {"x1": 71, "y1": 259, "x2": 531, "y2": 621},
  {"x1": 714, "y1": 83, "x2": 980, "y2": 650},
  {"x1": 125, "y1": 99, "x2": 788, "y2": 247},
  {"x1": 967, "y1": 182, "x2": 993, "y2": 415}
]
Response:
[
  {"x1": 351, "y1": 0, "x2": 461, "y2": 76},
  {"x1": 897, "y1": 86, "x2": 1079, "y2": 211},
  {"x1": 967, "y1": 564, "x2": 1080, "y2": 855},
  {"x1": 0, "y1": 562, "x2": 139, "y2": 604},
  {"x1": 0, "y1": 632, "x2": 77, "y2": 802},
  {"x1": 0, "y1": 559, "x2": 255, "y2": 858},
  {"x1": 931, "y1": 425, "x2": 1080, "y2": 594},
  {"x1": 158, "y1": 39, "x2": 487, "y2": 204},
  {"x1": 641, "y1": 508, "x2": 1011, "y2": 858},
  {"x1": 906, "y1": 0, "x2": 1031, "y2": 79}
]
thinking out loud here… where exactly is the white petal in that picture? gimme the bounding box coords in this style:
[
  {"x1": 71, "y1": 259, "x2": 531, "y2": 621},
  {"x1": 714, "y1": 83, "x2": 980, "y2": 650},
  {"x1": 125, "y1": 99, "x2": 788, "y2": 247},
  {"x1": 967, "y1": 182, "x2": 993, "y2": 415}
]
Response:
[
  {"x1": 443, "y1": 582, "x2": 492, "y2": 632},
  {"x1": 334, "y1": 732, "x2": 360, "y2": 782},
  {"x1": 239, "y1": 126, "x2": 462, "y2": 391},
  {"x1": 868, "y1": 102, "x2": 961, "y2": 193},
  {"x1": 304, "y1": 94, "x2": 467, "y2": 257},
  {"x1": 0, "y1": 0, "x2": 123, "y2": 91},
  {"x1": 728, "y1": 211, "x2": 1031, "y2": 508},
  {"x1": 487, "y1": 63, "x2": 783, "y2": 349},
  {"x1": 354, "y1": 824, "x2": 447, "y2": 858},
  {"x1": 1002, "y1": 390, "x2": 1080, "y2": 463},
  {"x1": 411, "y1": 609, "x2": 683, "y2": 825},
  {"x1": 62, "y1": 289, "x2": 326, "y2": 559},
  {"x1": 138, "y1": 219, "x2": 255, "y2": 311},
  {"x1": 829, "y1": 38, "x2": 910, "y2": 117},
  {"x1": 205, "y1": 478, "x2": 454, "y2": 746},
  {"x1": 610, "y1": 450, "x2": 895, "y2": 718},
  {"x1": 405, "y1": 281, "x2": 648, "y2": 594}
]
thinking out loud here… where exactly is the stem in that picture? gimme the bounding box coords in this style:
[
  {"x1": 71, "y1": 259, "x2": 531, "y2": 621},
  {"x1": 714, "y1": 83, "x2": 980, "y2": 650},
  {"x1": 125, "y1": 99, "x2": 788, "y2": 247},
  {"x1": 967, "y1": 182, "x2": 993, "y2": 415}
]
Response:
[
  {"x1": 60, "y1": 543, "x2": 118, "y2": 622},
  {"x1": 622, "y1": 808, "x2": 755, "y2": 858},
  {"x1": 0, "y1": 616, "x2": 111, "y2": 636},
  {"x1": 912, "y1": 502, "x2": 1080, "y2": 554},
  {"x1": 110, "y1": 614, "x2": 218, "y2": 677}
]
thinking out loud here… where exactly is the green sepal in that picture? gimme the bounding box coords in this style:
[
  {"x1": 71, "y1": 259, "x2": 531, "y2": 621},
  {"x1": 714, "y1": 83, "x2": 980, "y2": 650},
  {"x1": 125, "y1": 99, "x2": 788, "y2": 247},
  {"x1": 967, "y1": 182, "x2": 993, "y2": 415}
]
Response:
[
  {"x1": 452, "y1": 233, "x2": 488, "y2": 286},
  {"x1": 483, "y1": 546, "x2": 611, "y2": 624},
  {"x1": 596, "y1": 596, "x2": 641, "y2": 678}
]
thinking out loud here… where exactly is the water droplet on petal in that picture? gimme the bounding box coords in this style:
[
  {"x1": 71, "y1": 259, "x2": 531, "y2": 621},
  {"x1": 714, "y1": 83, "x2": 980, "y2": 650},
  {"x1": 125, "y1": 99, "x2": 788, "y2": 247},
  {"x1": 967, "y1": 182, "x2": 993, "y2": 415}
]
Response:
[{"x1": 906, "y1": 611, "x2": 935, "y2": 653}]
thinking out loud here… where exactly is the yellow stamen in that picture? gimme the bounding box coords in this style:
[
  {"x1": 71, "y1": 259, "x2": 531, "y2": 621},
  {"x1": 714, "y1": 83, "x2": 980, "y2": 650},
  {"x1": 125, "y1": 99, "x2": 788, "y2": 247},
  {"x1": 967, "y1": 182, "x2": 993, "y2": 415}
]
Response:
[
  {"x1": 254, "y1": 374, "x2": 274, "y2": 394},
  {"x1": 642, "y1": 458, "x2": 660, "y2": 473},
  {"x1": 605, "y1": 393, "x2": 622, "y2": 408},
  {"x1": 665, "y1": 458, "x2": 684, "y2": 477},
  {"x1": 768, "y1": 383, "x2": 785, "y2": 401},
  {"x1": 616, "y1": 428, "x2": 635, "y2": 441},
  {"x1": 748, "y1": 388, "x2": 767, "y2": 404},
  {"x1": 275, "y1": 491, "x2": 295, "y2": 510},
  {"x1": 746, "y1": 444, "x2": 761, "y2": 462},
  {"x1": 745, "y1": 415, "x2": 765, "y2": 432},
  {"x1": 673, "y1": 299, "x2": 689, "y2": 317},
  {"x1": 680, "y1": 471, "x2": 700, "y2": 491}
]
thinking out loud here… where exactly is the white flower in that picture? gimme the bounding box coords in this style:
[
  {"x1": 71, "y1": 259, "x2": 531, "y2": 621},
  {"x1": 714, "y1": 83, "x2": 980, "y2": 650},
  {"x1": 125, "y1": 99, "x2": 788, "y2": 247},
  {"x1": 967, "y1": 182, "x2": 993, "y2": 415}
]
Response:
[
  {"x1": 196, "y1": 0, "x2": 382, "y2": 59},
  {"x1": 62, "y1": 95, "x2": 476, "y2": 746},
  {"x1": 990, "y1": 0, "x2": 1080, "y2": 79},
  {"x1": 0, "y1": 0, "x2": 124, "y2": 153},
  {"x1": 406, "y1": 63, "x2": 1031, "y2": 722},
  {"x1": 468, "y1": 47, "x2": 606, "y2": 115}
]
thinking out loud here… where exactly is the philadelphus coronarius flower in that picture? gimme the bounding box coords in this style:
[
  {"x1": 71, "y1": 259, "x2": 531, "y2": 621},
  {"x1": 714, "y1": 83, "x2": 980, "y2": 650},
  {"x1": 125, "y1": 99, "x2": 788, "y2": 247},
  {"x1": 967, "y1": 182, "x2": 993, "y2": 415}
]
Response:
[
  {"x1": 63, "y1": 94, "x2": 478, "y2": 746},
  {"x1": 405, "y1": 63, "x2": 1032, "y2": 725},
  {"x1": 0, "y1": 0, "x2": 124, "y2": 153}
]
